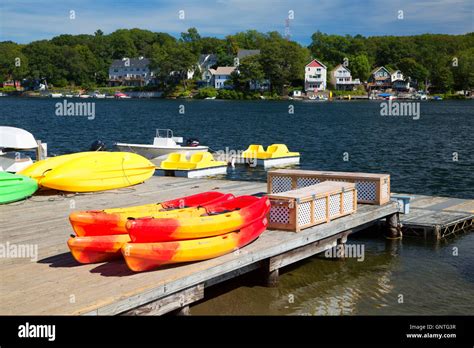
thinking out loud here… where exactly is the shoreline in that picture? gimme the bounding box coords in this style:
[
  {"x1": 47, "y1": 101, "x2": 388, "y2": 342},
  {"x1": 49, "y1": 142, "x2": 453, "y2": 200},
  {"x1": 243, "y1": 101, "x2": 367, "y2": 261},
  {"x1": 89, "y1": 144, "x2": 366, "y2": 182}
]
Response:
[{"x1": 1, "y1": 93, "x2": 471, "y2": 101}]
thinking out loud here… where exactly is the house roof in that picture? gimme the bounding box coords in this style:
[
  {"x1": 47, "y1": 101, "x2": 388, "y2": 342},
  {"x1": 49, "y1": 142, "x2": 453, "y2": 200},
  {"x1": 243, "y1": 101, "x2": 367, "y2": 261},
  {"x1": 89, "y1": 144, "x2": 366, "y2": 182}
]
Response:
[
  {"x1": 370, "y1": 66, "x2": 390, "y2": 75},
  {"x1": 306, "y1": 59, "x2": 327, "y2": 69},
  {"x1": 237, "y1": 49, "x2": 260, "y2": 59},
  {"x1": 331, "y1": 64, "x2": 351, "y2": 73},
  {"x1": 110, "y1": 57, "x2": 150, "y2": 69},
  {"x1": 210, "y1": 67, "x2": 236, "y2": 75}
]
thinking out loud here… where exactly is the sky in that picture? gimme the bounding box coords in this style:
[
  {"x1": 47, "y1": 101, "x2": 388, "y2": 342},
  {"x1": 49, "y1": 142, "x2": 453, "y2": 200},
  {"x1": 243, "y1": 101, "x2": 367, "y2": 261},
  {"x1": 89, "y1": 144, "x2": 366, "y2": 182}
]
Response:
[{"x1": 0, "y1": 0, "x2": 472, "y2": 44}]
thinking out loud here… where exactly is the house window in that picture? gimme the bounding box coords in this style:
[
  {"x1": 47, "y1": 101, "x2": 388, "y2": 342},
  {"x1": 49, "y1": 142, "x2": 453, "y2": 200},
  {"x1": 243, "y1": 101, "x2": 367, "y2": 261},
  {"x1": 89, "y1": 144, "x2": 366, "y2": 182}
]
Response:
[
  {"x1": 114, "y1": 69, "x2": 118, "y2": 72},
  {"x1": 307, "y1": 68, "x2": 310, "y2": 71}
]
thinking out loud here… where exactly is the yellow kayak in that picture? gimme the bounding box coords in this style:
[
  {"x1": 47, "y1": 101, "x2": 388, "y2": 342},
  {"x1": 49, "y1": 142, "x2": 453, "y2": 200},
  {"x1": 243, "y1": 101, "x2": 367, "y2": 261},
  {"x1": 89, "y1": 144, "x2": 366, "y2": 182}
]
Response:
[
  {"x1": 19, "y1": 152, "x2": 98, "y2": 181},
  {"x1": 23, "y1": 151, "x2": 155, "y2": 192}
]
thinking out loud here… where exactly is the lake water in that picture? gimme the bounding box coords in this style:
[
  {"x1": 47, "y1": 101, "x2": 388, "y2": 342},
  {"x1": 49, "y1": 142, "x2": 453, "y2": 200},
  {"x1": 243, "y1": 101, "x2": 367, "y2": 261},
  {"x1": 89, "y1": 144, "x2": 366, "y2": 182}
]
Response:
[{"x1": 1, "y1": 97, "x2": 473, "y2": 315}]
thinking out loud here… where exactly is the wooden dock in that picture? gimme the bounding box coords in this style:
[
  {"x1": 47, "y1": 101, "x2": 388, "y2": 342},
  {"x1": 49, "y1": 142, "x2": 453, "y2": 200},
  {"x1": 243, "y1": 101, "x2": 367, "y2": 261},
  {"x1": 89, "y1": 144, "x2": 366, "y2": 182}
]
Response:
[
  {"x1": 0, "y1": 176, "x2": 399, "y2": 315},
  {"x1": 398, "y1": 194, "x2": 474, "y2": 239},
  {"x1": 1, "y1": 176, "x2": 472, "y2": 315}
]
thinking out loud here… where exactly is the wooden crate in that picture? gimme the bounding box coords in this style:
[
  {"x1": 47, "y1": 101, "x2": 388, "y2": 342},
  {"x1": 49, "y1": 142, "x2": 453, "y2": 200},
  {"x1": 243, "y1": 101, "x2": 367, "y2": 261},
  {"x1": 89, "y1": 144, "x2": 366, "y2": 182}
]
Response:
[
  {"x1": 267, "y1": 169, "x2": 390, "y2": 205},
  {"x1": 267, "y1": 181, "x2": 357, "y2": 232}
]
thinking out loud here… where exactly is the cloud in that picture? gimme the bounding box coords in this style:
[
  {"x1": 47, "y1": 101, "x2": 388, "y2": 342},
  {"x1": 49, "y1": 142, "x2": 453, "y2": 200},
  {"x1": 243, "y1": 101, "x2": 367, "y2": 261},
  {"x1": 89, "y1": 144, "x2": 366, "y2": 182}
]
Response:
[{"x1": 0, "y1": 0, "x2": 472, "y2": 44}]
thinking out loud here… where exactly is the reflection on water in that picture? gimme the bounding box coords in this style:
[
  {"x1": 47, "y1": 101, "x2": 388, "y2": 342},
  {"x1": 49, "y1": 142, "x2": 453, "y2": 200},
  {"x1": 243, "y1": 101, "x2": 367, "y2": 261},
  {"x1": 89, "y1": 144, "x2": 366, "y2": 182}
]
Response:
[{"x1": 192, "y1": 231, "x2": 474, "y2": 315}]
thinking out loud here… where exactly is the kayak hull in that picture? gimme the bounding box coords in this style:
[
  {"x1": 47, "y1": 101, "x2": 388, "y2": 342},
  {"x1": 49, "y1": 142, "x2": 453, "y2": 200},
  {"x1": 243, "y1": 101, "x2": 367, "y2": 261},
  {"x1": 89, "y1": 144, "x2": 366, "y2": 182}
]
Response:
[
  {"x1": 67, "y1": 234, "x2": 131, "y2": 264},
  {"x1": 70, "y1": 192, "x2": 234, "y2": 236},
  {"x1": 38, "y1": 152, "x2": 155, "y2": 192},
  {"x1": 0, "y1": 172, "x2": 38, "y2": 204},
  {"x1": 18, "y1": 152, "x2": 97, "y2": 182},
  {"x1": 122, "y1": 216, "x2": 268, "y2": 272},
  {"x1": 127, "y1": 196, "x2": 270, "y2": 242}
]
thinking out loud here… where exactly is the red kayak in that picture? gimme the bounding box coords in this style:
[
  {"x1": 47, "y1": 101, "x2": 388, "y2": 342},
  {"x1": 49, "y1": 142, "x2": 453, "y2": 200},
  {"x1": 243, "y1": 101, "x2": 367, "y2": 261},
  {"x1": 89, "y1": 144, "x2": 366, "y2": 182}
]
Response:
[
  {"x1": 69, "y1": 191, "x2": 234, "y2": 237},
  {"x1": 127, "y1": 195, "x2": 270, "y2": 243}
]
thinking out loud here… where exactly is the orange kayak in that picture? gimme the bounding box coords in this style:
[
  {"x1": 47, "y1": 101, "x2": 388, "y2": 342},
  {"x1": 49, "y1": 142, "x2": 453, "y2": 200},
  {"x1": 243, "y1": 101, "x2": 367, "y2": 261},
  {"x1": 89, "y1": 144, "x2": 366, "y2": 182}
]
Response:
[
  {"x1": 127, "y1": 195, "x2": 270, "y2": 242},
  {"x1": 67, "y1": 234, "x2": 131, "y2": 264},
  {"x1": 70, "y1": 191, "x2": 234, "y2": 236},
  {"x1": 122, "y1": 216, "x2": 268, "y2": 272}
]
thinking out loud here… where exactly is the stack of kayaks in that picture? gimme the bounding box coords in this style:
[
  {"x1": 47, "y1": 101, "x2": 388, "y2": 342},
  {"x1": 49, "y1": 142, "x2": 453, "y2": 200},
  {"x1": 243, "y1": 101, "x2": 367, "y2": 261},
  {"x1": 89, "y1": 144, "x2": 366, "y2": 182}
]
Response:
[
  {"x1": 0, "y1": 171, "x2": 38, "y2": 204},
  {"x1": 67, "y1": 191, "x2": 270, "y2": 271},
  {"x1": 19, "y1": 151, "x2": 155, "y2": 192}
]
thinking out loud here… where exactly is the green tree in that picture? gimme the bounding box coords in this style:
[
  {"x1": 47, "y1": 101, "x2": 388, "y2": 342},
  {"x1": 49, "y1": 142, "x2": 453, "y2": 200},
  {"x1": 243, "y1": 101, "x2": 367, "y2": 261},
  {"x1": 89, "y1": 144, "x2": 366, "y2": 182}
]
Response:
[
  {"x1": 0, "y1": 42, "x2": 28, "y2": 84},
  {"x1": 230, "y1": 55, "x2": 264, "y2": 92},
  {"x1": 452, "y1": 48, "x2": 474, "y2": 91},
  {"x1": 396, "y1": 58, "x2": 428, "y2": 87},
  {"x1": 348, "y1": 54, "x2": 371, "y2": 81},
  {"x1": 150, "y1": 41, "x2": 198, "y2": 88}
]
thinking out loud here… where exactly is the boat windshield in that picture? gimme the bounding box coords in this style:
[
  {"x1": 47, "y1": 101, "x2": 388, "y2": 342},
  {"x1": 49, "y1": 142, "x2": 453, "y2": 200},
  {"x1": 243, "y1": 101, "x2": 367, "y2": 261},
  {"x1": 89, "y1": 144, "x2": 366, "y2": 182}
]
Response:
[{"x1": 156, "y1": 129, "x2": 173, "y2": 139}]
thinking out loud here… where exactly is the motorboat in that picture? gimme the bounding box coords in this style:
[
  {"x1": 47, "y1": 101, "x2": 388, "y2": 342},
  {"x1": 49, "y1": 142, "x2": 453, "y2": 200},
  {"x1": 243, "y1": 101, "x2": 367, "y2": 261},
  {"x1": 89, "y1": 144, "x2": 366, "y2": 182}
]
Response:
[
  {"x1": 50, "y1": 93, "x2": 63, "y2": 98},
  {"x1": 0, "y1": 126, "x2": 43, "y2": 173},
  {"x1": 115, "y1": 129, "x2": 209, "y2": 165}
]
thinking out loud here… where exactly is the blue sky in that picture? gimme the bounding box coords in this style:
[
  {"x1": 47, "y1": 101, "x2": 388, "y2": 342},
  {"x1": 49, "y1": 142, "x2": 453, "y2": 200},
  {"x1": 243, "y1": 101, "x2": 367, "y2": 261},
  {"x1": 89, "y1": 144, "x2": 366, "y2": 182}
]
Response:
[{"x1": 0, "y1": 0, "x2": 472, "y2": 44}]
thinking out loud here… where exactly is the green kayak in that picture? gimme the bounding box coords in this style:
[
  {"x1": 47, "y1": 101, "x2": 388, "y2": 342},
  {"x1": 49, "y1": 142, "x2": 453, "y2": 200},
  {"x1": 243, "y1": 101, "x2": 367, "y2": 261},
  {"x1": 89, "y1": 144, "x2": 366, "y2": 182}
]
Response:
[{"x1": 0, "y1": 171, "x2": 38, "y2": 204}]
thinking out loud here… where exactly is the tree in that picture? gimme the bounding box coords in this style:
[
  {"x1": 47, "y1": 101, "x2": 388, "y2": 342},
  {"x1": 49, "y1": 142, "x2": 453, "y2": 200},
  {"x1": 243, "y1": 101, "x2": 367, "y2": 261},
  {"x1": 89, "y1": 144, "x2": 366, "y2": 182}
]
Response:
[
  {"x1": 452, "y1": 48, "x2": 474, "y2": 91},
  {"x1": 430, "y1": 64, "x2": 454, "y2": 92},
  {"x1": 260, "y1": 33, "x2": 309, "y2": 93},
  {"x1": 180, "y1": 28, "x2": 202, "y2": 55},
  {"x1": 230, "y1": 55, "x2": 264, "y2": 92},
  {"x1": 149, "y1": 41, "x2": 198, "y2": 88},
  {"x1": 0, "y1": 42, "x2": 28, "y2": 83},
  {"x1": 396, "y1": 58, "x2": 428, "y2": 87},
  {"x1": 348, "y1": 54, "x2": 371, "y2": 81}
]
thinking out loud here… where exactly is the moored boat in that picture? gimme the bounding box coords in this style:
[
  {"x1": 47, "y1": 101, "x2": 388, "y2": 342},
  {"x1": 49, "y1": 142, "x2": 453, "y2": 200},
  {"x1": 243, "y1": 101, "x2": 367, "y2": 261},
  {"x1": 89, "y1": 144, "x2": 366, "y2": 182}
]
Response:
[
  {"x1": 115, "y1": 129, "x2": 209, "y2": 165},
  {"x1": 0, "y1": 126, "x2": 39, "y2": 173}
]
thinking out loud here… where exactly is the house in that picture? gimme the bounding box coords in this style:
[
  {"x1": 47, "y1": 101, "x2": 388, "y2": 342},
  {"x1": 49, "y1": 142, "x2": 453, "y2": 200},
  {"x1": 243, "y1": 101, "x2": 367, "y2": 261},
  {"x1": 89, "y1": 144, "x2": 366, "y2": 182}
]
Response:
[
  {"x1": 367, "y1": 66, "x2": 393, "y2": 91},
  {"x1": 207, "y1": 67, "x2": 236, "y2": 89},
  {"x1": 108, "y1": 57, "x2": 154, "y2": 87},
  {"x1": 304, "y1": 59, "x2": 327, "y2": 92},
  {"x1": 330, "y1": 65, "x2": 361, "y2": 90},
  {"x1": 390, "y1": 69, "x2": 410, "y2": 91}
]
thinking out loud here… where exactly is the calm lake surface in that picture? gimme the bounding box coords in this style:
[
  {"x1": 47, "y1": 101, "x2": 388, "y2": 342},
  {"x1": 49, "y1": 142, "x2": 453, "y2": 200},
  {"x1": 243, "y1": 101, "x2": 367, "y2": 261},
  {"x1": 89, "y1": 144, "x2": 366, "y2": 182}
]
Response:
[{"x1": 1, "y1": 97, "x2": 473, "y2": 315}]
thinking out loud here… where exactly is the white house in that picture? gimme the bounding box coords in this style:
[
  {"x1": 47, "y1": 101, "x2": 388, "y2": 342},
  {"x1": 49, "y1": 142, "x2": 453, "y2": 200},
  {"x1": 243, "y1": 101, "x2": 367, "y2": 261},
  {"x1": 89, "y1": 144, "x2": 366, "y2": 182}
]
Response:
[
  {"x1": 391, "y1": 69, "x2": 410, "y2": 90},
  {"x1": 207, "y1": 67, "x2": 236, "y2": 89},
  {"x1": 330, "y1": 65, "x2": 361, "y2": 90},
  {"x1": 304, "y1": 59, "x2": 327, "y2": 92},
  {"x1": 108, "y1": 57, "x2": 154, "y2": 86},
  {"x1": 391, "y1": 70, "x2": 404, "y2": 82}
]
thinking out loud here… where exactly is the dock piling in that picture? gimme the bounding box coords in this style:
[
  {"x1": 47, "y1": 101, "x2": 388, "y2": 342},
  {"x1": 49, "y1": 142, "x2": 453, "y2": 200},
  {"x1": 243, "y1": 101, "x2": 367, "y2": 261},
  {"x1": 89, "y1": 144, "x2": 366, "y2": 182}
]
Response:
[{"x1": 386, "y1": 213, "x2": 402, "y2": 239}]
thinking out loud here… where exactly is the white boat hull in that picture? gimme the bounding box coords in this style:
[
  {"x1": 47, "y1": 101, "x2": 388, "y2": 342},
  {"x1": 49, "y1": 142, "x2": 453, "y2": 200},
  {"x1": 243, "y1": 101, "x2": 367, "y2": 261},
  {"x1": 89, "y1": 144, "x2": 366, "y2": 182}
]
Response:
[{"x1": 0, "y1": 154, "x2": 34, "y2": 173}]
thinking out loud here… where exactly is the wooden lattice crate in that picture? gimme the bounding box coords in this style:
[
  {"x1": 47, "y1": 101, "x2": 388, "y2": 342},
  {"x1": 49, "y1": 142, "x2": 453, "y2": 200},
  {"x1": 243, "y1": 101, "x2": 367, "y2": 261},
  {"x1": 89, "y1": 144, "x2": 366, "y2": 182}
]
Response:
[
  {"x1": 267, "y1": 169, "x2": 390, "y2": 205},
  {"x1": 267, "y1": 181, "x2": 357, "y2": 232}
]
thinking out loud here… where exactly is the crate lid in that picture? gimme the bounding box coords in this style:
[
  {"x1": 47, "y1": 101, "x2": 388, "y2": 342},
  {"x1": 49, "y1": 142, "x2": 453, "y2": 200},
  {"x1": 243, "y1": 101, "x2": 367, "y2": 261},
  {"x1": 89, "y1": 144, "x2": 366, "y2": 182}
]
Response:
[
  {"x1": 268, "y1": 181, "x2": 355, "y2": 200},
  {"x1": 268, "y1": 169, "x2": 389, "y2": 180}
]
